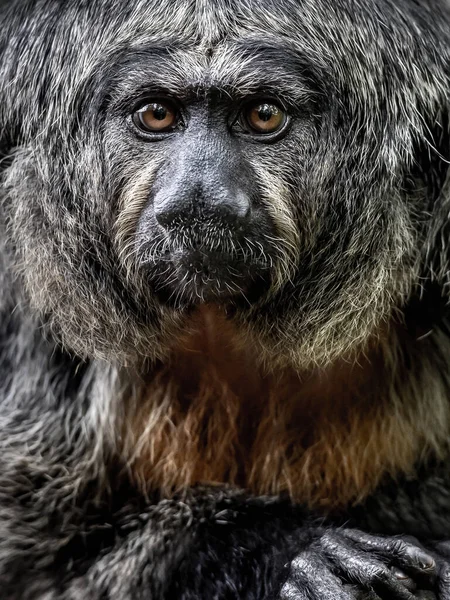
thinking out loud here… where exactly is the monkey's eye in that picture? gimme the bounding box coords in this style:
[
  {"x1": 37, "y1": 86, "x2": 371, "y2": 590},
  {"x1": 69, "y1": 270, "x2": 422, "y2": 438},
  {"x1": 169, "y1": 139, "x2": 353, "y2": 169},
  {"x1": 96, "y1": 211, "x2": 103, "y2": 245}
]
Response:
[
  {"x1": 242, "y1": 101, "x2": 287, "y2": 134},
  {"x1": 132, "y1": 101, "x2": 178, "y2": 133}
]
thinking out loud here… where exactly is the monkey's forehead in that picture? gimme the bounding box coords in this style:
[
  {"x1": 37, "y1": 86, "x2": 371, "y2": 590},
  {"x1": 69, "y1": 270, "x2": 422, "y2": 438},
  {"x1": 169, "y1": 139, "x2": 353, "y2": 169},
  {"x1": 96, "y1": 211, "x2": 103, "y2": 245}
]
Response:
[
  {"x1": 73, "y1": 0, "x2": 446, "y2": 106},
  {"x1": 107, "y1": 41, "x2": 321, "y2": 106},
  {"x1": 100, "y1": 0, "x2": 335, "y2": 105},
  {"x1": 101, "y1": 0, "x2": 425, "y2": 56}
]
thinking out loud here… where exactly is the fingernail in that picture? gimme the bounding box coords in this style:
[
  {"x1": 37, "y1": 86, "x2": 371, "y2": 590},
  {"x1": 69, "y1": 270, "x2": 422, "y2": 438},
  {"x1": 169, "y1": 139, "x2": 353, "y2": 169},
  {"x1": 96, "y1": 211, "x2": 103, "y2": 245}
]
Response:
[
  {"x1": 392, "y1": 568, "x2": 409, "y2": 580},
  {"x1": 418, "y1": 556, "x2": 435, "y2": 570}
]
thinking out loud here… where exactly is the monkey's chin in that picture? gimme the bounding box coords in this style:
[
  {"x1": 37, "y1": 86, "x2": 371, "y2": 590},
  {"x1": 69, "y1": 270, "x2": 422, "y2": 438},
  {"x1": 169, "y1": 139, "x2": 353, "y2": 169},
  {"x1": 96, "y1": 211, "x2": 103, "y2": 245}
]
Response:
[{"x1": 149, "y1": 250, "x2": 270, "y2": 308}]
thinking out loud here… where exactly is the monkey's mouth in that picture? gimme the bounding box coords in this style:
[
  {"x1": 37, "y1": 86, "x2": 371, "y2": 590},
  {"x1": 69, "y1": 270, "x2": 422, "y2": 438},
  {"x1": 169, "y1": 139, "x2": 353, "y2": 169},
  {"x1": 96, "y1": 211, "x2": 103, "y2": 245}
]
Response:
[
  {"x1": 145, "y1": 246, "x2": 271, "y2": 307},
  {"x1": 136, "y1": 220, "x2": 276, "y2": 308}
]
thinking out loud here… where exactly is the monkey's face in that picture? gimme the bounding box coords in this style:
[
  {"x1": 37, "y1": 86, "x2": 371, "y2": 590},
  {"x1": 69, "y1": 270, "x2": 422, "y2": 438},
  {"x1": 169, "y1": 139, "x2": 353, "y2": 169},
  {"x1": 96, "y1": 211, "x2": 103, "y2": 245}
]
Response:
[
  {"x1": 110, "y1": 67, "x2": 310, "y2": 309},
  {"x1": 5, "y1": 1, "x2": 447, "y2": 367},
  {"x1": 119, "y1": 96, "x2": 287, "y2": 307}
]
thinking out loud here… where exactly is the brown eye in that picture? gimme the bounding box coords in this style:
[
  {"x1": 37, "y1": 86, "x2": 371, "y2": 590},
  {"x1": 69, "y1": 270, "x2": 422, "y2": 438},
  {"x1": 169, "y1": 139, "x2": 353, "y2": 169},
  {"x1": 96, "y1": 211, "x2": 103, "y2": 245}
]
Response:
[
  {"x1": 244, "y1": 102, "x2": 286, "y2": 134},
  {"x1": 132, "y1": 101, "x2": 177, "y2": 133}
]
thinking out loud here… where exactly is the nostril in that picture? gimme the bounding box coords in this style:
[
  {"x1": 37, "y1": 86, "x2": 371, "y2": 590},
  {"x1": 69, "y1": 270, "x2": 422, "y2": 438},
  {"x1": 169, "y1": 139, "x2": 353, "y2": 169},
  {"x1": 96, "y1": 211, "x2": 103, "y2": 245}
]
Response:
[{"x1": 154, "y1": 198, "x2": 179, "y2": 228}]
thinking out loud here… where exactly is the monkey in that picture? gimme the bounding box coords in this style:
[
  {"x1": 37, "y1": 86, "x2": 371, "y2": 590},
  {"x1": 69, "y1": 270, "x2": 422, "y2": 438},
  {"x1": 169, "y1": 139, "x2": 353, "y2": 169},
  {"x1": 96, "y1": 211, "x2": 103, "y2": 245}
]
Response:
[{"x1": 0, "y1": 0, "x2": 450, "y2": 598}]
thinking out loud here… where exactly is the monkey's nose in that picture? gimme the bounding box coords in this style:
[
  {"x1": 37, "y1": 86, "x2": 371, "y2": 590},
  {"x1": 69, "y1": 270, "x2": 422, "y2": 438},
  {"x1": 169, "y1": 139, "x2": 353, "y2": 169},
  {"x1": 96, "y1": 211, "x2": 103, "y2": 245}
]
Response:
[{"x1": 153, "y1": 189, "x2": 251, "y2": 230}]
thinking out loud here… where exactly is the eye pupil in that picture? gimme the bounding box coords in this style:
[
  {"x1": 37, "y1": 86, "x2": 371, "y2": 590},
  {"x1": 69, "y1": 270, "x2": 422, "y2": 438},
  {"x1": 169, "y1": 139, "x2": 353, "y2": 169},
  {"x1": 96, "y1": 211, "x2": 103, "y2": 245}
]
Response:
[
  {"x1": 152, "y1": 105, "x2": 167, "y2": 120},
  {"x1": 258, "y1": 104, "x2": 276, "y2": 122}
]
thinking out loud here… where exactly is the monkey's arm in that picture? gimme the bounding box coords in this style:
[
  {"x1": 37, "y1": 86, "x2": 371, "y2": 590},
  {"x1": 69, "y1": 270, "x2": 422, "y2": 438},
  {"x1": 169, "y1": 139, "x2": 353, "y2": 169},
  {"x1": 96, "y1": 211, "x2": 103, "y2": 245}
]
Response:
[
  {"x1": 48, "y1": 488, "x2": 438, "y2": 600},
  {"x1": 151, "y1": 492, "x2": 438, "y2": 600},
  {"x1": 67, "y1": 485, "x2": 437, "y2": 600}
]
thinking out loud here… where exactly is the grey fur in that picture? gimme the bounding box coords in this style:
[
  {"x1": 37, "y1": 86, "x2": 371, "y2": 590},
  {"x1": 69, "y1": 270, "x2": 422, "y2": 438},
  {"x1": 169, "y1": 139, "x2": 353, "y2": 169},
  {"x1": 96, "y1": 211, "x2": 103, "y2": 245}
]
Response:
[{"x1": 0, "y1": 0, "x2": 450, "y2": 598}]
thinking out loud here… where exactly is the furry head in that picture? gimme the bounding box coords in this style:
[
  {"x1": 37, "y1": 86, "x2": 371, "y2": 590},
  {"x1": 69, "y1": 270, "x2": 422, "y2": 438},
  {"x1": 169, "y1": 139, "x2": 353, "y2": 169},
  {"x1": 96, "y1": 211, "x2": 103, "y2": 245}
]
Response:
[{"x1": 1, "y1": 0, "x2": 449, "y2": 370}]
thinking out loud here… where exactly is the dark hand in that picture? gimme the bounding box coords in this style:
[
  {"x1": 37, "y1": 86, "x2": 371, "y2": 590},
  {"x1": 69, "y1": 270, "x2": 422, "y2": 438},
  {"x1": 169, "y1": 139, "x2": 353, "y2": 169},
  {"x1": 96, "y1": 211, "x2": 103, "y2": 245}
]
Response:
[{"x1": 279, "y1": 529, "x2": 440, "y2": 599}]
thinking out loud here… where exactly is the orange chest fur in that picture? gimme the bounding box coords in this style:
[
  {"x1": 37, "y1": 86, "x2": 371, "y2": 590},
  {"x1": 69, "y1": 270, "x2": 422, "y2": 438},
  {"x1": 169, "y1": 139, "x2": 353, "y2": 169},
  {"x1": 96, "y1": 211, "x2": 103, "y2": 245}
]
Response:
[{"x1": 121, "y1": 309, "x2": 417, "y2": 511}]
